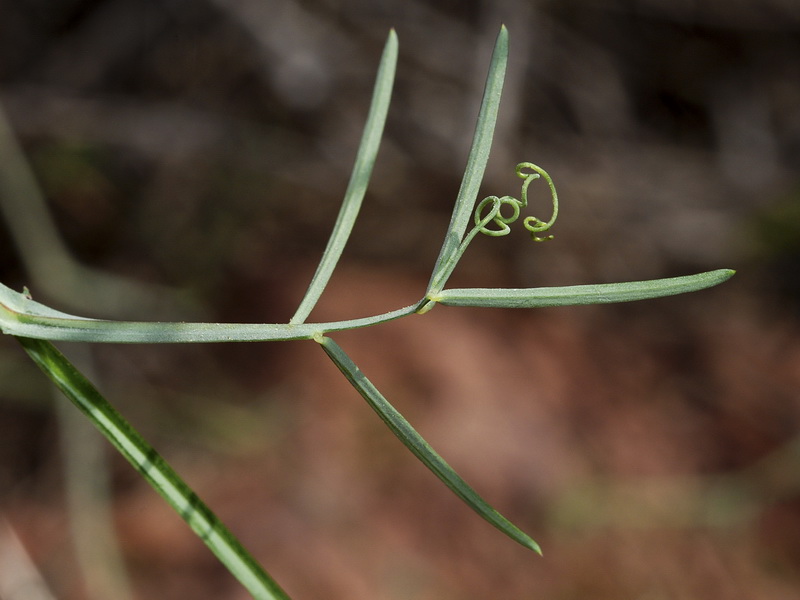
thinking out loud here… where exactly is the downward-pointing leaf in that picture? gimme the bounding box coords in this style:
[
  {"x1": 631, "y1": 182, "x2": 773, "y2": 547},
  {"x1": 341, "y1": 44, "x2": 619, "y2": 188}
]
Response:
[{"x1": 318, "y1": 335, "x2": 542, "y2": 555}]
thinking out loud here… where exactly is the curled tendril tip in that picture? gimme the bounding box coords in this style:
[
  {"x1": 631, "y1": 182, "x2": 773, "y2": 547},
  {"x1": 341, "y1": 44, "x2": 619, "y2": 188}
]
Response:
[{"x1": 472, "y1": 162, "x2": 559, "y2": 242}]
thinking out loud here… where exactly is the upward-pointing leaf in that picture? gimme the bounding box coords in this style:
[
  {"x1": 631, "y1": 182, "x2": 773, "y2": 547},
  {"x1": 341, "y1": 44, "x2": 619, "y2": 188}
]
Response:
[
  {"x1": 291, "y1": 30, "x2": 398, "y2": 325},
  {"x1": 426, "y1": 26, "x2": 509, "y2": 295}
]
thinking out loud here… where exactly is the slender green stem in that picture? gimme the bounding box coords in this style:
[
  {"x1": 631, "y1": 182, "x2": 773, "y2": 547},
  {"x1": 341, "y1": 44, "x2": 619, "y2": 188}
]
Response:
[
  {"x1": 291, "y1": 30, "x2": 398, "y2": 325},
  {"x1": 317, "y1": 335, "x2": 542, "y2": 555},
  {"x1": 0, "y1": 283, "x2": 420, "y2": 342},
  {"x1": 55, "y1": 349, "x2": 133, "y2": 600},
  {"x1": 17, "y1": 337, "x2": 291, "y2": 600}
]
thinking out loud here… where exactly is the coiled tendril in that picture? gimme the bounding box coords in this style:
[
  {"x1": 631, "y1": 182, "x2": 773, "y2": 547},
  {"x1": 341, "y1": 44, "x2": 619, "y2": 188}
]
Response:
[
  {"x1": 473, "y1": 162, "x2": 559, "y2": 242},
  {"x1": 424, "y1": 162, "x2": 561, "y2": 304}
]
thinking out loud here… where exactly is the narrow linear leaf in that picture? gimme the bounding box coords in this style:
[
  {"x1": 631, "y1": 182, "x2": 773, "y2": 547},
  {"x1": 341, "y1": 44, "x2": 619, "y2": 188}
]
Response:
[
  {"x1": 291, "y1": 30, "x2": 398, "y2": 324},
  {"x1": 318, "y1": 335, "x2": 542, "y2": 555},
  {"x1": 430, "y1": 269, "x2": 735, "y2": 308},
  {"x1": 426, "y1": 25, "x2": 509, "y2": 295},
  {"x1": 16, "y1": 337, "x2": 291, "y2": 600}
]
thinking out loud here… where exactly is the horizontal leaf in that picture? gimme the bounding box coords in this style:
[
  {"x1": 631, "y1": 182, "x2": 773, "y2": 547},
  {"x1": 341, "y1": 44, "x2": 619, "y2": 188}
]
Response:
[
  {"x1": 318, "y1": 335, "x2": 542, "y2": 555},
  {"x1": 430, "y1": 269, "x2": 735, "y2": 308}
]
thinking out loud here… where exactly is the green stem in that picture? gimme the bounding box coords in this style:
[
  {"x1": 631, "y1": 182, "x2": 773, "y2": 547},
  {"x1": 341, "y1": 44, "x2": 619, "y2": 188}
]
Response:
[
  {"x1": 17, "y1": 337, "x2": 291, "y2": 600},
  {"x1": 0, "y1": 288, "x2": 420, "y2": 343}
]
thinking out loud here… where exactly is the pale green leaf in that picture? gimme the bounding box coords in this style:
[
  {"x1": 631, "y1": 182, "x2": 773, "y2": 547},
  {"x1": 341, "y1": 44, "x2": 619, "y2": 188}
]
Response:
[
  {"x1": 430, "y1": 269, "x2": 735, "y2": 308},
  {"x1": 291, "y1": 30, "x2": 398, "y2": 324},
  {"x1": 426, "y1": 26, "x2": 508, "y2": 295},
  {"x1": 318, "y1": 335, "x2": 542, "y2": 555}
]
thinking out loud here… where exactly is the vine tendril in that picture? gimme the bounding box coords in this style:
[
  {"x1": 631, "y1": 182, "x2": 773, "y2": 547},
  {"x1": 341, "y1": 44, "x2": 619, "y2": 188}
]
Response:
[
  {"x1": 472, "y1": 162, "x2": 559, "y2": 242},
  {"x1": 424, "y1": 162, "x2": 560, "y2": 302}
]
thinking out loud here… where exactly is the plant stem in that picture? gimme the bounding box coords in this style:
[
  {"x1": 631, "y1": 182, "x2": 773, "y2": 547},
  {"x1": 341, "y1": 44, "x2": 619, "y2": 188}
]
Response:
[{"x1": 17, "y1": 337, "x2": 291, "y2": 600}]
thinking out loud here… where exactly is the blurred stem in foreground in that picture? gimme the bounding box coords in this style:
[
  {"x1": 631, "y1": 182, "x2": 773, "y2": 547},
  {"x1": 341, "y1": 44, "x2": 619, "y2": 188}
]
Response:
[{"x1": 0, "y1": 100, "x2": 138, "y2": 600}]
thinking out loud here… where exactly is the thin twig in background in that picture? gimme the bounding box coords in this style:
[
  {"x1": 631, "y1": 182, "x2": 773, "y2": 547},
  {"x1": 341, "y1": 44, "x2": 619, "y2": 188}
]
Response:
[{"x1": 0, "y1": 102, "x2": 186, "y2": 318}]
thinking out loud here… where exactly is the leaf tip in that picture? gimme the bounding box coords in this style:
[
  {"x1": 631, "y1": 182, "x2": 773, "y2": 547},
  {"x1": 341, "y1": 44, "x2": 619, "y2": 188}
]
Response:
[
  {"x1": 521, "y1": 534, "x2": 543, "y2": 556},
  {"x1": 498, "y1": 24, "x2": 509, "y2": 44},
  {"x1": 708, "y1": 268, "x2": 736, "y2": 286}
]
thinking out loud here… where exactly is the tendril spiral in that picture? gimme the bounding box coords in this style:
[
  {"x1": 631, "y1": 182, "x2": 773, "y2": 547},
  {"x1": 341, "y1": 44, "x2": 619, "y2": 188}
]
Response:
[{"x1": 472, "y1": 162, "x2": 559, "y2": 242}]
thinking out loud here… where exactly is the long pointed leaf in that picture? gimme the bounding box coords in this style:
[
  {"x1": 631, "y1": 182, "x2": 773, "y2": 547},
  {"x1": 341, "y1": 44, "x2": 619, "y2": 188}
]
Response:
[
  {"x1": 291, "y1": 30, "x2": 398, "y2": 324},
  {"x1": 16, "y1": 337, "x2": 291, "y2": 600},
  {"x1": 426, "y1": 26, "x2": 508, "y2": 295},
  {"x1": 430, "y1": 269, "x2": 735, "y2": 308},
  {"x1": 318, "y1": 335, "x2": 542, "y2": 555}
]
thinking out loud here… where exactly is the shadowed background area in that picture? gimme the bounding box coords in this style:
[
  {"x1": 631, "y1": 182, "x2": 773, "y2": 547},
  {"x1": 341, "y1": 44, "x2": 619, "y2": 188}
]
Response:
[{"x1": 0, "y1": 1, "x2": 799, "y2": 598}]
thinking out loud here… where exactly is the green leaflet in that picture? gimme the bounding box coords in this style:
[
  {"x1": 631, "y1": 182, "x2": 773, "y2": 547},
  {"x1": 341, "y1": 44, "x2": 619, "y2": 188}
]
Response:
[
  {"x1": 426, "y1": 26, "x2": 509, "y2": 295},
  {"x1": 318, "y1": 335, "x2": 543, "y2": 555},
  {"x1": 291, "y1": 30, "x2": 398, "y2": 325},
  {"x1": 429, "y1": 269, "x2": 736, "y2": 308}
]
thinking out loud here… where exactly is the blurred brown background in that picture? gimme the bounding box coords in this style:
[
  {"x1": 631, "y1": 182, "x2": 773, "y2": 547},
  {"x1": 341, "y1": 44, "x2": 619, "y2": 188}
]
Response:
[{"x1": 0, "y1": 1, "x2": 799, "y2": 599}]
